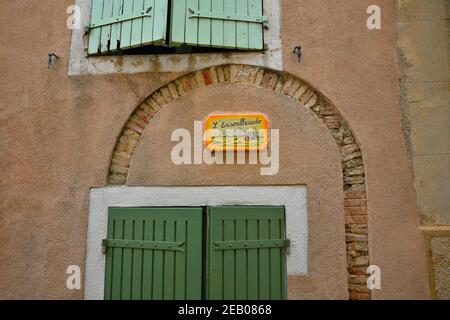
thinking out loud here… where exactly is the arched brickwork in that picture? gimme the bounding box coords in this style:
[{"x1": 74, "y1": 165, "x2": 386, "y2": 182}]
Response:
[{"x1": 107, "y1": 64, "x2": 370, "y2": 300}]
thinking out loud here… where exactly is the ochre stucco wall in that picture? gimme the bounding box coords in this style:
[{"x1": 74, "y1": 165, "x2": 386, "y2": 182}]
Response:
[{"x1": 0, "y1": 0, "x2": 430, "y2": 299}]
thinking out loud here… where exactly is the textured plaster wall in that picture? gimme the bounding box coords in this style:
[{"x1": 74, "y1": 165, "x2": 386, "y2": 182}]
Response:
[
  {"x1": 0, "y1": 0, "x2": 430, "y2": 299},
  {"x1": 397, "y1": 0, "x2": 450, "y2": 300},
  {"x1": 398, "y1": 0, "x2": 450, "y2": 226}
]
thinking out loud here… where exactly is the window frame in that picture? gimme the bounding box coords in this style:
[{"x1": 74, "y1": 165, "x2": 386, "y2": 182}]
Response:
[{"x1": 68, "y1": 0, "x2": 282, "y2": 75}]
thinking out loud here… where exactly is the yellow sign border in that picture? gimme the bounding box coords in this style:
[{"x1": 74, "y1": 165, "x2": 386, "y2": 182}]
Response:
[{"x1": 204, "y1": 113, "x2": 270, "y2": 152}]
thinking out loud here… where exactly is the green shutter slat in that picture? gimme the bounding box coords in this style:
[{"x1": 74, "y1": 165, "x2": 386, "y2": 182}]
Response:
[
  {"x1": 223, "y1": 219, "x2": 235, "y2": 299},
  {"x1": 153, "y1": 0, "x2": 168, "y2": 44},
  {"x1": 186, "y1": 210, "x2": 203, "y2": 299},
  {"x1": 246, "y1": 218, "x2": 259, "y2": 300},
  {"x1": 104, "y1": 216, "x2": 115, "y2": 300},
  {"x1": 88, "y1": 0, "x2": 104, "y2": 54},
  {"x1": 186, "y1": 0, "x2": 199, "y2": 46},
  {"x1": 258, "y1": 219, "x2": 270, "y2": 299},
  {"x1": 163, "y1": 220, "x2": 176, "y2": 299},
  {"x1": 208, "y1": 207, "x2": 223, "y2": 300},
  {"x1": 198, "y1": 0, "x2": 212, "y2": 46},
  {"x1": 109, "y1": 0, "x2": 123, "y2": 51},
  {"x1": 207, "y1": 207, "x2": 287, "y2": 300},
  {"x1": 170, "y1": 0, "x2": 186, "y2": 46},
  {"x1": 131, "y1": 219, "x2": 144, "y2": 300},
  {"x1": 142, "y1": 0, "x2": 155, "y2": 45},
  {"x1": 174, "y1": 221, "x2": 187, "y2": 299},
  {"x1": 121, "y1": 219, "x2": 134, "y2": 299},
  {"x1": 248, "y1": 0, "x2": 264, "y2": 50},
  {"x1": 152, "y1": 219, "x2": 164, "y2": 300},
  {"x1": 235, "y1": 219, "x2": 247, "y2": 299},
  {"x1": 236, "y1": 0, "x2": 249, "y2": 49},
  {"x1": 104, "y1": 208, "x2": 202, "y2": 300},
  {"x1": 110, "y1": 219, "x2": 124, "y2": 300},
  {"x1": 120, "y1": 0, "x2": 133, "y2": 49},
  {"x1": 223, "y1": 0, "x2": 236, "y2": 48},
  {"x1": 131, "y1": 0, "x2": 144, "y2": 47},
  {"x1": 270, "y1": 219, "x2": 282, "y2": 300},
  {"x1": 141, "y1": 219, "x2": 154, "y2": 300},
  {"x1": 211, "y1": 0, "x2": 224, "y2": 47},
  {"x1": 100, "y1": 0, "x2": 113, "y2": 52}
]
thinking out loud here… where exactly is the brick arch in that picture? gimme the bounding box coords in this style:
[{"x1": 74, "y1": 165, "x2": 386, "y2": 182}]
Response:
[{"x1": 108, "y1": 64, "x2": 370, "y2": 300}]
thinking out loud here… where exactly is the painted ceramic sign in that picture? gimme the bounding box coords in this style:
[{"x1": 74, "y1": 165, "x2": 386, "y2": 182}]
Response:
[{"x1": 205, "y1": 113, "x2": 270, "y2": 151}]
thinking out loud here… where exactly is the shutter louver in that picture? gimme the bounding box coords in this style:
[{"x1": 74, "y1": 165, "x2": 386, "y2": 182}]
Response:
[
  {"x1": 170, "y1": 0, "x2": 266, "y2": 50},
  {"x1": 207, "y1": 206, "x2": 288, "y2": 300},
  {"x1": 103, "y1": 208, "x2": 203, "y2": 300},
  {"x1": 88, "y1": 0, "x2": 169, "y2": 55}
]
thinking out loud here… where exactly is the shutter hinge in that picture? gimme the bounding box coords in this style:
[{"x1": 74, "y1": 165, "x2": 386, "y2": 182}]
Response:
[
  {"x1": 102, "y1": 238, "x2": 185, "y2": 252},
  {"x1": 213, "y1": 239, "x2": 291, "y2": 250},
  {"x1": 188, "y1": 8, "x2": 268, "y2": 24},
  {"x1": 87, "y1": 6, "x2": 153, "y2": 29}
]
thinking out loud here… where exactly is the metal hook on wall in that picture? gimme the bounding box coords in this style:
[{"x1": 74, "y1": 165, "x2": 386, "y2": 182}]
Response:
[
  {"x1": 48, "y1": 53, "x2": 60, "y2": 69},
  {"x1": 293, "y1": 46, "x2": 302, "y2": 62}
]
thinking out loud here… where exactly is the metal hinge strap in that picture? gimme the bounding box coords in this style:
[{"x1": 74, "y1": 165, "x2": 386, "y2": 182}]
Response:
[
  {"x1": 188, "y1": 8, "x2": 268, "y2": 24},
  {"x1": 88, "y1": 6, "x2": 153, "y2": 29},
  {"x1": 102, "y1": 239, "x2": 185, "y2": 252},
  {"x1": 214, "y1": 239, "x2": 290, "y2": 250}
]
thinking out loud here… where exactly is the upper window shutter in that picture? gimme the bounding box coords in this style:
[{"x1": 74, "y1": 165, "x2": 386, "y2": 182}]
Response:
[
  {"x1": 207, "y1": 206, "x2": 289, "y2": 300},
  {"x1": 170, "y1": 0, "x2": 266, "y2": 50},
  {"x1": 103, "y1": 208, "x2": 203, "y2": 300},
  {"x1": 88, "y1": 0, "x2": 169, "y2": 55}
]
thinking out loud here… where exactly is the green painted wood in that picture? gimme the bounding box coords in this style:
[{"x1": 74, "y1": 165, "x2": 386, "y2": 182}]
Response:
[
  {"x1": 88, "y1": 0, "x2": 105, "y2": 54},
  {"x1": 141, "y1": 219, "x2": 154, "y2": 300},
  {"x1": 269, "y1": 219, "x2": 282, "y2": 300},
  {"x1": 152, "y1": 219, "x2": 164, "y2": 300},
  {"x1": 104, "y1": 208, "x2": 202, "y2": 300},
  {"x1": 163, "y1": 220, "x2": 175, "y2": 299},
  {"x1": 100, "y1": 0, "x2": 114, "y2": 52},
  {"x1": 142, "y1": 0, "x2": 155, "y2": 45},
  {"x1": 120, "y1": 219, "x2": 134, "y2": 299},
  {"x1": 174, "y1": 221, "x2": 187, "y2": 299},
  {"x1": 246, "y1": 219, "x2": 259, "y2": 300},
  {"x1": 170, "y1": 0, "x2": 264, "y2": 50},
  {"x1": 223, "y1": 0, "x2": 236, "y2": 48},
  {"x1": 120, "y1": 0, "x2": 133, "y2": 49},
  {"x1": 109, "y1": 0, "x2": 123, "y2": 51},
  {"x1": 258, "y1": 219, "x2": 270, "y2": 300},
  {"x1": 198, "y1": 0, "x2": 212, "y2": 46},
  {"x1": 153, "y1": 0, "x2": 168, "y2": 44},
  {"x1": 185, "y1": 0, "x2": 199, "y2": 46},
  {"x1": 223, "y1": 219, "x2": 235, "y2": 299},
  {"x1": 104, "y1": 216, "x2": 115, "y2": 300},
  {"x1": 186, "y1": 208, "x2": 203, "y2": 299},
  {"x1": 88, "y1": 0, "x2": 168, "y2": 54},
  {"x1": 235, "y1": 219, "x2": 247, "y2": 299},
  {"x1": 248, "y1": 0, "x2": 264, "y2": 50},
  {"x1": 211, "y1": 0, "x2": 224, "y2": 47},
  {"x1": 170, "y1": 0, "x2": 186, "y2": 45},
  {"x1": 207, "y1": 207, "x2": 287, "y2": 300},
  {"x1": 131, "y1": 219, "x2": 144, "y2": 300},
  {"x1": 131, "y1": 0, "x2": 145, "y2": 47},
  {"x1": 110, "y1": 219, "x2": 124, "y2": 300},
  {"x1": 236, "y1": 0, "x2": 249, "y2": 49}
]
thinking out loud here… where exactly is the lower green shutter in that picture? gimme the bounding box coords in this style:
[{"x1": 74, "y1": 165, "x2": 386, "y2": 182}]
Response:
[
  {"x1": 104, "y1": 208, "x2": 203, "y2": 300},
  {"x1": 207, "y1": 206, "x2": 288, "y2": 300},
  {"x1": 88, "y1": 0, "x2": 169, "y2": 55}
]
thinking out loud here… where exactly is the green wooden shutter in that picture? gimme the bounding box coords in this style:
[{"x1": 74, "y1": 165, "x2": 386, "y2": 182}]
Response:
[
  {"x1": 103, "y1": 207, "x2": 203, "y2": 300},
  {"x1": 170, "y1": 0, "x2": 266, "y2": 50},
  {"x1": 88, "y1": 0, "x2": 169, "y2": 55},
  {"x1": 207, "y1": 206, "x2": 288, "y2": 300}
]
